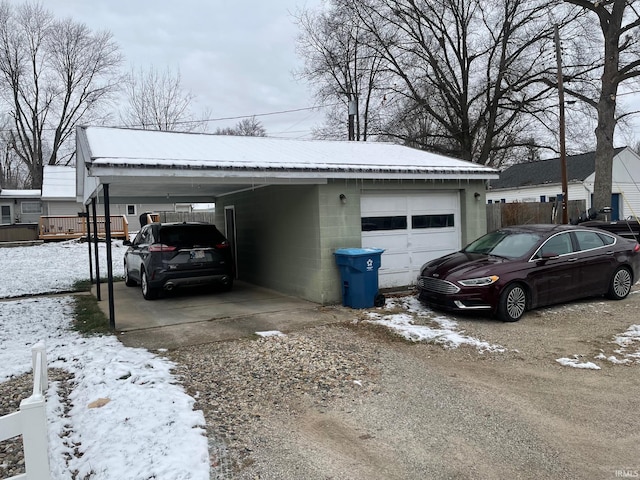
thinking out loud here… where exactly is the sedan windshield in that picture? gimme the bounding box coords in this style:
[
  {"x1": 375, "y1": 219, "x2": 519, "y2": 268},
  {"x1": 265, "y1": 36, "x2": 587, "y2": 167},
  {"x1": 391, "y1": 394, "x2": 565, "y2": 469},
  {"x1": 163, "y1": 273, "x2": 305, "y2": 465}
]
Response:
[{"x1": 463, "y1": 231, "x2": 542, "y2": 259}]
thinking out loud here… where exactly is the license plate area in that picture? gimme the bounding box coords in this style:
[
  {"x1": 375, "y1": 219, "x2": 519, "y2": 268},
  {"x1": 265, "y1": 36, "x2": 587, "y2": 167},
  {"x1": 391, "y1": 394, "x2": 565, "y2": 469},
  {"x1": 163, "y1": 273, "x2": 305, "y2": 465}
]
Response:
[{"x1": 190, "y1": 249, "x2": 206, "y2": 260}]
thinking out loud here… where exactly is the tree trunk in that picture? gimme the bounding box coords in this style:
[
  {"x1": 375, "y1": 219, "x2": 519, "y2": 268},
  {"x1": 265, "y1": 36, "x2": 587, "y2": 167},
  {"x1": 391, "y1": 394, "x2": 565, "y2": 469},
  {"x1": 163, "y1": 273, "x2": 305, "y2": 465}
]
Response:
[{"x1": 591, "y1": 7, "x2": 621, "y2": 218}]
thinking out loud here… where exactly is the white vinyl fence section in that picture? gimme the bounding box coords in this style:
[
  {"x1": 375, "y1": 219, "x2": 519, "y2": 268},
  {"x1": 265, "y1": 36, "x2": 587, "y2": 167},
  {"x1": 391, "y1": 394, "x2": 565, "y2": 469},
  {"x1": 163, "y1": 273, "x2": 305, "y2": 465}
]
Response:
[{"x1": 0, "y1": 342, "x2": 51, "y2": 480}]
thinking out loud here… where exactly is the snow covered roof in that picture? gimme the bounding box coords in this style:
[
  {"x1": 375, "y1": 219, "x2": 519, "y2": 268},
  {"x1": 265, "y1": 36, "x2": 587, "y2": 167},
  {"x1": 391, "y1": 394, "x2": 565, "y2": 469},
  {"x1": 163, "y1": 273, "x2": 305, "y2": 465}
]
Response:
[
  {"x1": 0, "y1": 189, "x2": 41, "y2": 198},
  {"x1": 82, "y1": 126, "x2": 497, "y2": 175},
  {"x1": 76, "y1": 126, "x2": 498, "y2": 204},
  {"x1": 42, "y1": 165, "x2": 76, "y2": 200}
]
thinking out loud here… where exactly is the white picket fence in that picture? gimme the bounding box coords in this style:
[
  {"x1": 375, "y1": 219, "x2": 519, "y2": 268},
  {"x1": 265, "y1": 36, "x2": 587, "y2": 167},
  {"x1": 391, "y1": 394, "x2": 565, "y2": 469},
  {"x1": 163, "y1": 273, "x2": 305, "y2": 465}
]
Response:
[{"x1": 0, "y1": 342, "x2": 51, "y2": 480}]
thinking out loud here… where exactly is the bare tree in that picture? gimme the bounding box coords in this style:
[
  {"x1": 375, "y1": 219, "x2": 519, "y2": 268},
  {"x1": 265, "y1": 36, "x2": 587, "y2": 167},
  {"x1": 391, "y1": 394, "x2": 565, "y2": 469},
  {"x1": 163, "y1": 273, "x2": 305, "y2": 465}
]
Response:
[
  {"x1": 120, "y1": 66, "x2": 206, "y2": 132},
  {"x1": 215, "y1": 116, "x2": 267, "y2": 136},
  {"x1": 301, "y1": 0, "x2": 581, "y2": 167},
  {"x1": 0, "y1": 1, "x2": 122, "y2": 188},
  {"x1": 560, "y1": 0, "x2": 640, "y2": 215},
  {"x1": 0, "y1": 117, "x2": 24, "y2": 188},
  {"x1": 294, "y1": 2, "x2": 386, "y2": 140}
]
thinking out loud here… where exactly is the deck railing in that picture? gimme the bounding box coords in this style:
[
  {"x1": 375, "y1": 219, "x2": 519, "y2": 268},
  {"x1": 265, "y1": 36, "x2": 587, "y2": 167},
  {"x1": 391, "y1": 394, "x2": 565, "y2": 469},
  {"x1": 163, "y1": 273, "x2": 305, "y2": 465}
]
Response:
[
  {"x1": 38, "y1": 215, "x2": 128, "y2": 241},
  {"x1": 0, "y1": 342, "x2": 51, "y2": 480}
]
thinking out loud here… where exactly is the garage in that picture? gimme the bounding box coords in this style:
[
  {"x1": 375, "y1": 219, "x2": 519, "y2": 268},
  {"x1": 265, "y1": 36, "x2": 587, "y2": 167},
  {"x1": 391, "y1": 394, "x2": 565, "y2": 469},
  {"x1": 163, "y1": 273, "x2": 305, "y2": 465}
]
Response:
[
  {"x1": 361, "y1": 191, "x2": 461, "y2": 288},
  {"x1": 76, "y1": 126, "x2": 497, "y2": 327}
]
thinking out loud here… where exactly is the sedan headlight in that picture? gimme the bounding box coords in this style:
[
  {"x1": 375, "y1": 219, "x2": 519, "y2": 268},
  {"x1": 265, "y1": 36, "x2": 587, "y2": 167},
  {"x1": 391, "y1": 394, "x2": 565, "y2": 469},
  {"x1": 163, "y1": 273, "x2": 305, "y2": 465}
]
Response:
[{"x1": 458, "y1": 275, "x2": 499, "y2": 287}]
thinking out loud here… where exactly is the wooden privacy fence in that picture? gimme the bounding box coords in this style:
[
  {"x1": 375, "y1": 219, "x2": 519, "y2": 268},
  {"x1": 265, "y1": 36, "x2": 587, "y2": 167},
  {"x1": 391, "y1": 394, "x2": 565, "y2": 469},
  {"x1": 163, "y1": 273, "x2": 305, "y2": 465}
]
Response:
[
  {"x1": 486, "y1": 200, "x2": 586, "y2": 231},
  {"x1": 38, "y1": 215, "x2": 129, "y2": 241},
  {"x1": 0, "y1": 342, "x2": 51, "y2": 480}
]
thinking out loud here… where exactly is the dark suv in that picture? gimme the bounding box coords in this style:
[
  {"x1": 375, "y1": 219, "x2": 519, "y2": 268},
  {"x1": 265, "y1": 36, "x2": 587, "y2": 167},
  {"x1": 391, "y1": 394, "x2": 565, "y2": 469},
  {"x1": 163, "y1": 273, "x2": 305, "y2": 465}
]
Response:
[{"x1": 123, "y1": 222, "x2": 234, "y2": 300}]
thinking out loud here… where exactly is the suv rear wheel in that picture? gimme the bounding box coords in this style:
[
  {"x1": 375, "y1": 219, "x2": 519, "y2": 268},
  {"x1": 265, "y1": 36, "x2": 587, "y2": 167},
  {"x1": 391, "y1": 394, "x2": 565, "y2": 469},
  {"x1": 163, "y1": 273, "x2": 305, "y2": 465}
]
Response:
[{"x1": 141, "y1": 268, "x2": 159, "y2": 300}]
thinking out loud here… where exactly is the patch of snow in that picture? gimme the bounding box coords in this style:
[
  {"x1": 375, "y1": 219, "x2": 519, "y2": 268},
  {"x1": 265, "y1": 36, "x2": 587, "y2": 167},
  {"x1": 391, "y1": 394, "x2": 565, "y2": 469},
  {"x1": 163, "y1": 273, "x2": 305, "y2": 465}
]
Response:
[
  {"x1": 255, "y1": 330, "x2": 285, "y2": 337},
  {"x1": 365, "y1": 296, "x2": 505, "y2": 353},
  {"x1": 556, "y1": 356, "x2": 601, "y2": 370}
]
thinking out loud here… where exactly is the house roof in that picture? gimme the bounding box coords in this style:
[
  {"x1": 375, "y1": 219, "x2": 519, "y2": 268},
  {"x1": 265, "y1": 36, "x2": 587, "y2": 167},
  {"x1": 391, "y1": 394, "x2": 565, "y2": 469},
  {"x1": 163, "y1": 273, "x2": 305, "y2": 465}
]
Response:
[
  {"x1": 489, "y1": 147, "x2": 627, "y2": 190},
  {"x1": 0, "y1": 189, "x2": 41, "y2": 198},
  {"x1": 42, "y1": 165, "x2": 76, "y2": 200},
  {"x1": 77, "y1": 126, "x2": 499, "y2": 204}
]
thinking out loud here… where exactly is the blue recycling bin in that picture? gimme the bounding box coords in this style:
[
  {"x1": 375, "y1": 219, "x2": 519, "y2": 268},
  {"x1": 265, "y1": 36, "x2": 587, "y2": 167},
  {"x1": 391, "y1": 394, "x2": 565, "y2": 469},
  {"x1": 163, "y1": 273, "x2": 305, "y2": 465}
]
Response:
[{"x1": 334, "y1": 247, "x2": 384, "y2": 308}]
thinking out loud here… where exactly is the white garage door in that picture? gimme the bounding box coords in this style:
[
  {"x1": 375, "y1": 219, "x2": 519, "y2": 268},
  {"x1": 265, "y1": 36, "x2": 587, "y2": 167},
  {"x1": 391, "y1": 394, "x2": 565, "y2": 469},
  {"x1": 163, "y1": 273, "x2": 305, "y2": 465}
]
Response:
[{"x1": 361, "y1": 192, "x2": 461, "y2": 288}]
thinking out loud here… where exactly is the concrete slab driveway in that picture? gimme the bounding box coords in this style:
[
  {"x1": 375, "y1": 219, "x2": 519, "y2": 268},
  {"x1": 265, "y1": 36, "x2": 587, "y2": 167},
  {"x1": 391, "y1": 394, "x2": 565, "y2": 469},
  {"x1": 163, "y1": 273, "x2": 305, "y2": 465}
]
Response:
[{"x1": 94, "y1": 281, "x2": 351, "y2": 350}]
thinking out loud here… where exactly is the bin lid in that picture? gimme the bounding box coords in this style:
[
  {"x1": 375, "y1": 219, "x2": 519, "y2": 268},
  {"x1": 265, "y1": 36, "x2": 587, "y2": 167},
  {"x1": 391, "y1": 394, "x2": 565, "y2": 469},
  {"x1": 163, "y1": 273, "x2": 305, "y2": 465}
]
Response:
[{"x1": 334, "y1": 247, "x2": 384, "y2": 256}]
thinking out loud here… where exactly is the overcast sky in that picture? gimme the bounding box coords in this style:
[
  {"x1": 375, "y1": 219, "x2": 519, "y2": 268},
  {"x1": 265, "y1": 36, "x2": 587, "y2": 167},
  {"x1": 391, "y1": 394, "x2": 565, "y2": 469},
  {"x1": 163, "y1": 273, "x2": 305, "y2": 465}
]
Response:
[{"x1": 48, "y1": 0, "x2": 326, "y2": 138}]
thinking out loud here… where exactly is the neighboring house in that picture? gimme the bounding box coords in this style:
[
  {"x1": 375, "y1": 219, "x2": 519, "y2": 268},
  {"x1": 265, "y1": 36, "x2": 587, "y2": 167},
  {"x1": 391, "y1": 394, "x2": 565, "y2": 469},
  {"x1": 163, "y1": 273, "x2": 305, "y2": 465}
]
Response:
[
  {"x1": 487, "y1": 147, "x2": 640, "y2": 221},
  {"x1": 76, "y1": 126, "x2": 499, "y2": 304},
  {"x1": 42, "y1": 165, "x2": 176, "y2": 230},
  {"x1": 0, "y1": 188, "x2": 42, "y2": 225}
]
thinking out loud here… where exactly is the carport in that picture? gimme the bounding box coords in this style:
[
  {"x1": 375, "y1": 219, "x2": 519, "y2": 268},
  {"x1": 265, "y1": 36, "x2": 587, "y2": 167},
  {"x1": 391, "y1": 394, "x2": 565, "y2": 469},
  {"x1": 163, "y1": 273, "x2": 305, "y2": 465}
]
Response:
[{"x1": 76, "y1": 126, "x2": 498, "y2": 329}]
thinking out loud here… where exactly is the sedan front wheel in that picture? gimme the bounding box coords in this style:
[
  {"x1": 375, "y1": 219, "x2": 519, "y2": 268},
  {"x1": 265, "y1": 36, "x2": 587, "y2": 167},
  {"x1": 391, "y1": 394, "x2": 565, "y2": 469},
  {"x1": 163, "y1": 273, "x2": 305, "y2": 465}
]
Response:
[{"x1": 497, "y1": 283, "x2": 527, "y2": 322}]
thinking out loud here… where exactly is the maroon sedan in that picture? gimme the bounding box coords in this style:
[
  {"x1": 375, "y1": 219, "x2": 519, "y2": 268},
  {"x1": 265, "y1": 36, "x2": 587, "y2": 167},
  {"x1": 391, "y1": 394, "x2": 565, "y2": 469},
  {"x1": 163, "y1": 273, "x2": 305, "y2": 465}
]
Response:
[{"x1": 417, "y1": 224, "x2": 640, "y2": 322}]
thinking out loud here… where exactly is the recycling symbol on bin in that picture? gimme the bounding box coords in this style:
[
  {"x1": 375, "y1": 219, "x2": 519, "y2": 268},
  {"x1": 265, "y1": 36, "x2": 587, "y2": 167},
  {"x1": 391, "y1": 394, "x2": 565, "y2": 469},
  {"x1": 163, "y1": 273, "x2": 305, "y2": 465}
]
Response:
[{"x1": 366, "y1": 258, "x2": 374, "y2": 271}]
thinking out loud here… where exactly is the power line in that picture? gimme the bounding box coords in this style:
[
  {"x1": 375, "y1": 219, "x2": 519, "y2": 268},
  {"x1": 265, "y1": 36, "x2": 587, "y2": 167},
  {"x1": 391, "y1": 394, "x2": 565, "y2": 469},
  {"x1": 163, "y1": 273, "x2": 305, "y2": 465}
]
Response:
[{"x1": 0, "y1": 102, "x2": 338, "y2": 134}]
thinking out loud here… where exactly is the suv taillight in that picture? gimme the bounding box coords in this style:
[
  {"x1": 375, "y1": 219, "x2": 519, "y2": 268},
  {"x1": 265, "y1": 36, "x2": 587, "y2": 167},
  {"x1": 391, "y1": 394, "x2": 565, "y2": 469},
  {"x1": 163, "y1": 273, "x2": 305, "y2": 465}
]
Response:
[
  {"x1": 215, "y1": 241, "x2": 229, "y2": 249},
  {"x1": 149, "y1": 244, "x2": 177, "y2": 252},
  {"x1": 634, "y1": 243, "x2": 640, "y2": 253}
]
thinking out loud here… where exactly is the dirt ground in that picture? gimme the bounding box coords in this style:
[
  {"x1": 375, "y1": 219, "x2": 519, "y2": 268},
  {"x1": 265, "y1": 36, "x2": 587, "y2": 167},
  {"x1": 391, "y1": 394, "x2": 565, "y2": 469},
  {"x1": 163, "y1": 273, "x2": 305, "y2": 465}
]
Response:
[{"x1": 170, "y1": 287, "x2": 640, "y2": 480}]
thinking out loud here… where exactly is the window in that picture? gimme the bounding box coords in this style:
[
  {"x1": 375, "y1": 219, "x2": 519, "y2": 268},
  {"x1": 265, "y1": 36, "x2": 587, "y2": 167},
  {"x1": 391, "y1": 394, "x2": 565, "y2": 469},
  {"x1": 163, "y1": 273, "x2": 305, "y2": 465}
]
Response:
[
  {"x1": 1, "y1": 205, "x2": 11, "y2": 224},
  {"x1": 412, "y1": 214, "x2": 454, "y2": 229},
  {"x1": 127, "y1": 204, "x2": 136, "y2": 215},
  {"x1": 21, "y1": 201, "x2": 42, "y2": 214},
  {"x1": 575, "y1": 231, "x2": 605, "y2": 251},
  {"x1": 540, "y1": 196, "x2": 546, "y2": 202},
  {"x1": 361, "y1": 216, "x2": 407, "y2": 231},
  {"x1": 538, "y1": 233, "x2": 573, "y2": 256}
]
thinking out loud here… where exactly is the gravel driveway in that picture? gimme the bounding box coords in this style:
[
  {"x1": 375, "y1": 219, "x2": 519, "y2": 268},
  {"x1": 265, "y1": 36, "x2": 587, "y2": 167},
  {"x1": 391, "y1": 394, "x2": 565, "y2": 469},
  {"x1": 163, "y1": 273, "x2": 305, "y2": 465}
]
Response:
[
  {"x1": 165, "y1": 286, "x2": 640, "y2": 480},
  {"x1": 2, "y1": 288, "x2": 638, "y2": 479}
]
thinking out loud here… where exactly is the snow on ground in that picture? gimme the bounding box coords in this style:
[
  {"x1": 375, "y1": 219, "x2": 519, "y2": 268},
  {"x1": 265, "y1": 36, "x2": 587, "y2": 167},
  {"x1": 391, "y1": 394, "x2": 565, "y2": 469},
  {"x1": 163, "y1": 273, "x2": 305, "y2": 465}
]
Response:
[
  {"x1": 365, "y1": 296, "x2": 506, "y2": 353},
  {"x1": 594, "y1": 324, "x2": 640, "y2": 365},
  {"x1": 0, "y1": 239, "x2": 125, "y2": 298},
  {"x1": 2, "y1": 239, "x2": 640, "y2": 477},
  {"x1": 555, "y1": 356, "x2": 601, "y2": 370},
  {"x1": 0, "y1": 241, "x2": 208, "y2": 479}
]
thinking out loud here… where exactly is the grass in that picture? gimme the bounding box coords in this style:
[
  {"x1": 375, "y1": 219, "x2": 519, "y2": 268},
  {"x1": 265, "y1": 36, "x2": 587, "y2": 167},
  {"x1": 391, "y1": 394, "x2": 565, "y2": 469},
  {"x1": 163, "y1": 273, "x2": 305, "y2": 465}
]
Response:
[
  {"x1": 72, "y1": 294, "x2": 112, "y2": 335},
  {"x1": 72, "y1": 276, "x2": 124, "y2": 292},
  {"x1": 71, "y1": 277, "x2": 124, "y2": 334}
]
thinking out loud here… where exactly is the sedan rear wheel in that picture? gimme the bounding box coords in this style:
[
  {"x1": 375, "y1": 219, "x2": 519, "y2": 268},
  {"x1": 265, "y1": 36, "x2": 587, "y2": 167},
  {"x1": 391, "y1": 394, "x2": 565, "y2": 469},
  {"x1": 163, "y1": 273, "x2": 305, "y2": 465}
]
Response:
[
  {"x1": 607, "y1": 267, "x2": 632, "y2": 300},
  {"x1": 497, "y1": 283, "x2": 527, "y2": 322},
  {"x1": 141, "y1": 268, "x2": 159, "y2": 300}
]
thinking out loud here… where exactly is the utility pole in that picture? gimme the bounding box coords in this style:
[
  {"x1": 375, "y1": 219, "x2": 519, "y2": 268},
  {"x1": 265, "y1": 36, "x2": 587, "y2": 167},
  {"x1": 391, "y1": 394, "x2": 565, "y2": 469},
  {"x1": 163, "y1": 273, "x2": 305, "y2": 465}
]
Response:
[
  {"x1": 348, "y1": 94, "x2": 358, "y2": 141},
  {"x1": 555, "y1": 25, "x2": 569, "y2": 224}
]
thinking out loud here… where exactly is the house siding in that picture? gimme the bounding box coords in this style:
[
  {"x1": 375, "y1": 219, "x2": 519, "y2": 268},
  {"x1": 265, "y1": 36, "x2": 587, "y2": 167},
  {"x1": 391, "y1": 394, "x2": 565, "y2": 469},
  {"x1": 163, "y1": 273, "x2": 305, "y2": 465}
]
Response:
[{"x1": 488, "y1": 148, "x2": 640, "y2": 221}]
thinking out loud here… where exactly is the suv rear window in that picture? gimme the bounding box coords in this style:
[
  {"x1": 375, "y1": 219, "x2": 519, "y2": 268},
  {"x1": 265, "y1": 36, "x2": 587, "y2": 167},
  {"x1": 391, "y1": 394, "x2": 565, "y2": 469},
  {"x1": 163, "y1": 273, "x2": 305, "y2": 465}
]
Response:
[{"x1": 159, "y1": 224, "x2": 226, "y2": 248}]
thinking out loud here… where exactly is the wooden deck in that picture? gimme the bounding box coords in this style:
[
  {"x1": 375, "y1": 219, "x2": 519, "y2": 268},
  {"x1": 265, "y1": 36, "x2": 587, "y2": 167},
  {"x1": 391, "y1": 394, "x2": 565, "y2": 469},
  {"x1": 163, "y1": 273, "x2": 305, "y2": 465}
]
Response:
[{"x1": 38, "y1": 215, "x2": 129, "y2": 241}]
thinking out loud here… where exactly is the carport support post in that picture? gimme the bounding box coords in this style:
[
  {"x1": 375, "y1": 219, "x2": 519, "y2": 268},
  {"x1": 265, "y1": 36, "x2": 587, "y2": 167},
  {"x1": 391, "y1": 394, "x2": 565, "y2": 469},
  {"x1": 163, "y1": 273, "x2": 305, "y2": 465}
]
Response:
[
  {"x1": 85, "y1": 205, "x2": 93, "y2": 284},
  {"x1": 103, "y1": 184, "x2": 116, "y2": 330},
  {"x1": 92, "y1": 198, "x2": 101, "y2": 301}
]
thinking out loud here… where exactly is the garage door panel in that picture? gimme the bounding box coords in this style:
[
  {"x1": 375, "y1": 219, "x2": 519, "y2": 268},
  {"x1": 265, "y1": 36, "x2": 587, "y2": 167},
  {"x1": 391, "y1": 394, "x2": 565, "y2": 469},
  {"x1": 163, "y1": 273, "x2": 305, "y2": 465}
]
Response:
[{"x1": 361, "y1": 192, "x2": 460, "y2": 289}]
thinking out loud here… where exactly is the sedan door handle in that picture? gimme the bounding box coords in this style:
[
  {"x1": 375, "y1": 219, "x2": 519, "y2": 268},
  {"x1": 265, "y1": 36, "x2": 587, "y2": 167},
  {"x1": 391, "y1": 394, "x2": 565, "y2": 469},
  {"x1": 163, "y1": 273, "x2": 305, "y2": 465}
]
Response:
[{"x1": 567, "y1": 257, "x2": 578, "y2": 262}]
